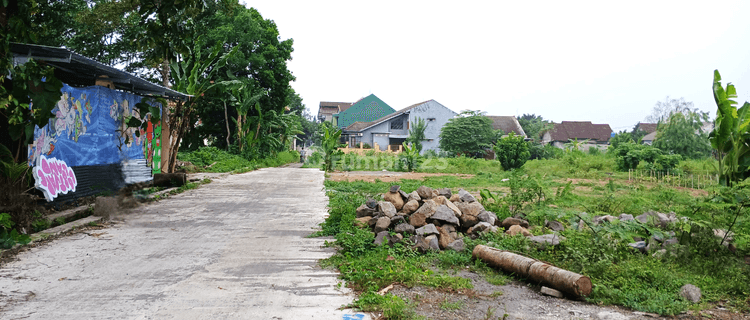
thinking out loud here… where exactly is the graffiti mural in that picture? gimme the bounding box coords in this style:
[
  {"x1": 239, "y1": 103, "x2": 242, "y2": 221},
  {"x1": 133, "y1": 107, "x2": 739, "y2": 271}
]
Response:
[
  {"x1": 28, "y1": 84, "x2": 161, "y2": 201},
  {"x1": 32, "y1": 155, "x2": 77, "y2": 202}
]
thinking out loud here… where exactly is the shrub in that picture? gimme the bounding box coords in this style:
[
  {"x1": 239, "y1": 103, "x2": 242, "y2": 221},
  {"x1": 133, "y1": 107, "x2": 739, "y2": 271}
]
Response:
[{"x1": 494, "y1": 132, "x2": 530, "y2": 170}]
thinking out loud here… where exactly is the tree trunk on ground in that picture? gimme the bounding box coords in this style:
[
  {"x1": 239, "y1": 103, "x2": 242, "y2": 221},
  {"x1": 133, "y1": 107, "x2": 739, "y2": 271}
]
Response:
[{"x1": 472, "y1": 245, "x2": 592, "y2": 297}]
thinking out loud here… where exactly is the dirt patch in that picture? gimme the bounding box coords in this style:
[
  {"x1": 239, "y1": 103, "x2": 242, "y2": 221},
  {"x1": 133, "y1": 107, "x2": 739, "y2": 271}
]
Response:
[
  {"x1": 328, "y1": 171, "x2": 474, "y2": 183},
  {"x1": 387, "y1": 270, "x2": 746, "y2": 320},
  {"x1": 389, "y1": 270, "x2": 659, "y2": 320}
]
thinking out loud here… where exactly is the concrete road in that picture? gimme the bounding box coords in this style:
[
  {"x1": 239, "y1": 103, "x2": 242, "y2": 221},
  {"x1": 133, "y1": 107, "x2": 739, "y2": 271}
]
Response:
[{"x1": 0, "y1": 168, "x2": 368, "y2": 320}]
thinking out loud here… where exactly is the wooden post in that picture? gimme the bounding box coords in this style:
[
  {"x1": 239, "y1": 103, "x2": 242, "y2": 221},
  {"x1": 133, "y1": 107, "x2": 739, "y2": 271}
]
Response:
[{"x1": 161, "y1": 108, "x2": 171, "y2": 173}]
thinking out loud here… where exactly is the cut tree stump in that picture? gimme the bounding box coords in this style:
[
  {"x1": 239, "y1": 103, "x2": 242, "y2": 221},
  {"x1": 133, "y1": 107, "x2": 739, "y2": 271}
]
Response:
[{"x1": 472, "y1": 245, "x2": 592, "y2": 297}]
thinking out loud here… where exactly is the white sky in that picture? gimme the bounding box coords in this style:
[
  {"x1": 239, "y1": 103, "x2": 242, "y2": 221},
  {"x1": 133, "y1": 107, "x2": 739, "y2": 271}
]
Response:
[{"x1": 244, "y1": 0, "x2": 750, "y2": 131}]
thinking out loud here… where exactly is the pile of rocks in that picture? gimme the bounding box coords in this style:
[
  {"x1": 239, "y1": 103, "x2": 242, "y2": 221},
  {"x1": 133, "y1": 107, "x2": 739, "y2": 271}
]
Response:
[{"x1": 354, "y1": 185, "x2": 558, "y2": 253}]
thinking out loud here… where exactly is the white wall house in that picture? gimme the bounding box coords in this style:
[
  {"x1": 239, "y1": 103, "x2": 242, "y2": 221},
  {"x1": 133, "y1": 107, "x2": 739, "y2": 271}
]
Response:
[{"x1": 342, "y1": 100, "x2": 458, "y2": 154}]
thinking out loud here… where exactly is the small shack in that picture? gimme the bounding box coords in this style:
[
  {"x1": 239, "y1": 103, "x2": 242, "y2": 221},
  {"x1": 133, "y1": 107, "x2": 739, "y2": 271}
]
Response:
[{"x1": 9, "y1": 43, "x2": 190, "y2": 202}]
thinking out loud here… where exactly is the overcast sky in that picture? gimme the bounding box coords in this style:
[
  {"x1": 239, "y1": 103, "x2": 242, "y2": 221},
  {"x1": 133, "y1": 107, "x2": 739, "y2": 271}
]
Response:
[{"x1": 243, "y1": 0, "x2": 750, "y2": 131}]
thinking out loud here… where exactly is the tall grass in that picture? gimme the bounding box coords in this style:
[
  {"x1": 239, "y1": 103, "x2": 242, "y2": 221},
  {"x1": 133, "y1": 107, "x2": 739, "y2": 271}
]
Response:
[{"x1": 178, "y1": 147, "x2": 299, "y2": 173}]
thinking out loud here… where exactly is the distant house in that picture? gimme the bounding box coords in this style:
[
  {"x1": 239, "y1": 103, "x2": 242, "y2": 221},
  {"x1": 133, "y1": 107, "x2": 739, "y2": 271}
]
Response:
[
  {"x1": 317, "y1": 101, "x2": 352, "y2": 122},
  {"x1": 542, "y1": 121, "x2": 613, "y2": 149},
  {"x1": 642, "y1": 131, "x2": 657, "y2": 145},
  {"x1": 639, "y1": 121, "x2": 714, "y2": 146},
  {"x1": 332, "y1": 94, "x2": 395, "y2": 129},
  {"x1": 634, "y1": 122, "x2": 658, "y2": 135},
  {"x1": 342, "y1": 100, "x2": 457, "y2": 153},
  {"x1": 487, "y1": 116, "x2": 526, "y2": 137}
]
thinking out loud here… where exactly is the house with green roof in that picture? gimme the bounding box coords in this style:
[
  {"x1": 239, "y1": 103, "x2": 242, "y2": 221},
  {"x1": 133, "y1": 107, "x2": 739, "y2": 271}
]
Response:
[{"x1": 331, "y1": 94, "x2": 395, "y2": 128}]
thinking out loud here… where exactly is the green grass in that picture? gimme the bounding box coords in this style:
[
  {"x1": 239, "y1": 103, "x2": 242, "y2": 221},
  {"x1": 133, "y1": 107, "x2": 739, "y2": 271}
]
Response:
[
  {"x1": 317, "y1": 153, "x2": 750, "y2": 318},
  {"x1": 178, "y1": 147, "x2": 300, "y2": 173},
  {"x1": 439, "y1": 299, "x2": 464, "y2": 310}
]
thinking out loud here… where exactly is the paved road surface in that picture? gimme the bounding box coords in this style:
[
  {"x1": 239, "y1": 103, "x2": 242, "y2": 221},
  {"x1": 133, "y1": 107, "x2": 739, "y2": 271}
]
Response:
[{"x1": 0, "y1": 168, "x2": 366, "y2": 319}]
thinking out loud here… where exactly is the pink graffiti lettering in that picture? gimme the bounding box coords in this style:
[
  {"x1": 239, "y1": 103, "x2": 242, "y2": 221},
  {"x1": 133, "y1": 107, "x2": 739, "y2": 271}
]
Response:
[{"x1": 33, "y1": 155, "x2": 77, "y2": 202}]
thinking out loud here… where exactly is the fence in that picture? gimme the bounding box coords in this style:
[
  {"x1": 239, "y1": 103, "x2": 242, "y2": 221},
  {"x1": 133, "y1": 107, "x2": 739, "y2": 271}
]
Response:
[{"x1": 628, "y1": 169, "x2": 718, "y2": 189}]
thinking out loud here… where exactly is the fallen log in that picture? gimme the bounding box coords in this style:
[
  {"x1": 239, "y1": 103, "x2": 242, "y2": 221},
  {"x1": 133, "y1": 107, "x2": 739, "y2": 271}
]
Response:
[{"x1": 472, "y1": 245, "x2": 592, "y2": 297}]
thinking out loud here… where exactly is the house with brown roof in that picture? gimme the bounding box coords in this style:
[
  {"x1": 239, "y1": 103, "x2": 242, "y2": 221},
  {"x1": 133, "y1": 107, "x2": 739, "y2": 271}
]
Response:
[
  {"x1": 317, "y1": 101, "x2": 353, "y2": 122},
  {"x1": 487, "y1": 116, "x2": 526, "y2": 137},
  {"x1": 542, "y1": 121, "x2": 613, "y2": 150},
  {"x1": 342, "y1": 100, "x2": 457, "y2": 153},
  {"x1": 634, "y1": 122, "x2": 658, "y2": 134}
]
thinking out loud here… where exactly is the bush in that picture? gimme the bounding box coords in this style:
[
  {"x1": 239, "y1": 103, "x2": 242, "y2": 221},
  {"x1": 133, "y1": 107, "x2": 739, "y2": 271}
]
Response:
[
  {"x1": 494, "y1": 132, "x2": 530, "y2": 170},
  {"x1": 529, "y1": 142, "x2": 562, "y2": 160}
]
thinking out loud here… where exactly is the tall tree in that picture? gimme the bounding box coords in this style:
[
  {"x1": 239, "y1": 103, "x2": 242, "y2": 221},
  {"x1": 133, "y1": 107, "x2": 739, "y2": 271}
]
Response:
[
  {"x1": 439, "y1": 111, "x2": 498, "y2": 157},
  {"x1": 646, "y1": 96, "x2": 696, "y2": 123},
  {"x1": 653, "y1": 111, "x2": 711, "y2": 159},
  {"x1": 516, "y1": 113, "x2": 552, "y2": 142}
]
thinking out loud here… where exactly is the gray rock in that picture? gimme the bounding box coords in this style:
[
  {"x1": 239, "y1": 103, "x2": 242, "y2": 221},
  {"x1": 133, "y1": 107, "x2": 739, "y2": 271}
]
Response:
[
  {"x1": 438, "y1": 188, "x2": 452, "y2": 198},
  {"x1": 636, "y1": 211, "x2": 676, "y2": 228},
  {"x1": 424, "y1": 235, "x2": 440, "y2": 251},
  {"x1": 545, "y1": 220, "x2": 565, "y2": 231},
  {"x1": 680, "y1": 284, "x2": 701, "y2": 303},
  {"x1": 442, "y1": 224, "x2": 456, "y2": 233},
  {"x1": 366, "y1": 199, "x2": 378, "y2": 209},
  {"x1": 652, "y1": 249, "x2": 667, "y2": 259},
  {"x1": 374, "y1": 217, "x2": 392, "y2": 233},
  {"x1": 394, "y1": 223, "x2": 415, "y2": 235},
  {"x1": 414, "y1": 199, "x2": 439, "y2": 218},
  {"x1": 390, "y1": 185, "x2": 401, "y2": 193},
  {"x1": 413, "y1": 235, "x2": 440, "y2": 252},
  {"x1": 458, "y1": 188, "x2": 476, "y2": 203},
  {"x1": 471, "y1": 222, "x2": 495, "y2": 234},
  {"x1": 390, "y1": 215, "x2": 405, "y2": 226},
  {"x1": 387, "y1": 233, "x2": 404, "y2": 246},
  {"x1": 402, "y1": 199, "x2": 420, "y2": 214},
  {"x1": 714, "y1": 229, "x2": 734, "y2": 244},
  {"x1": 399, "y1": 189, "x2": 409, "y2": 200},
  {"x1": 446, "y1": 239, "x2": 466, "y2": 252},
  {"x1": 374, "y1": 231, "x2": 390, "y2": 246},
  {"x1": 417, "y1": 186, "x2": 433, "y2": 199},
  {"x1": 478, "y1": 211, "x2": 497, "y2": 225},
  {"x1": 501, "y1": 217, "x2": 529, "y2": 229},
  {"x1": 378, "y1": 201, "x2": 397, "y2": 218},
  {"x1": 593, "y1": 215, "x2": 617, "y2": 225},
  {"x1": 356, "y1": 204, "x2": 376, "y2": 218},
  {"x1": 430, "y1": 205, "x2": 460, "y2": 225},
  {"x1": 619, "y1": 213, "x2": 635, "y2": 222},
  {"x1": 540, "y1": 286, "x2": 563, "y2": 298},
  {"x1": 407, "y1": 191, "x2": 421, "y2": 202},
  {"x1": 663, "y1": 238, "x2": 679, "y2": 246},
  {"x1": 529, "y1": 234, "x2": 566, "y2": 246},
  {"x1": 456, "y1": 201, "x2": 484, "y2": 217},
  {"x1": 628, "y1": 241, "x2": 647, "y2": 253},
  {"x1": 416, "y1": 224, "x2": 439, "y2": 236}
]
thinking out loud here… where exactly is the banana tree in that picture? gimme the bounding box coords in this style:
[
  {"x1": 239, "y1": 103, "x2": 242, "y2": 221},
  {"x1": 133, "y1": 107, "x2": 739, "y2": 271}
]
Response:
[
  {"x1": 166, "y1": 42, "x2": 238, "y2": 172},
  {"x1": 709, "y1": 70, "x2": 750, "y2": 186},
  {"x1": 321, "y1": 124, "x2": 345, "y2": 172}
]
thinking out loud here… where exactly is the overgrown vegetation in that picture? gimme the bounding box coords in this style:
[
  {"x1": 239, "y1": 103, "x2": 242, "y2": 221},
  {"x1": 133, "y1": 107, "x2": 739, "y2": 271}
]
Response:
[
  {"x1": 317, "y1": 147, "x2": 748, "y2": 317},
  {"x1": 178, "y1": 147, "x2": 299, "y2": 173}
]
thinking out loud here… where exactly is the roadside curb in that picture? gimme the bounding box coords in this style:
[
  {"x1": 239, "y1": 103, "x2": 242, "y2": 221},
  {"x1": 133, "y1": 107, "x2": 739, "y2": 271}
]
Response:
[{"x1": 30, "y1": 216, "x2": 104, "y2": 241}]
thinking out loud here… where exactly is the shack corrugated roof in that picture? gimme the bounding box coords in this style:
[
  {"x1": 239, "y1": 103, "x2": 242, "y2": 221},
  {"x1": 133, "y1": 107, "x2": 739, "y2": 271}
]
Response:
[{"x1": 11, "y1": 43, "x2": 190, "y2": 100}]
